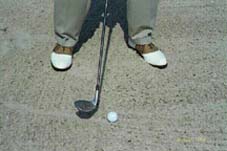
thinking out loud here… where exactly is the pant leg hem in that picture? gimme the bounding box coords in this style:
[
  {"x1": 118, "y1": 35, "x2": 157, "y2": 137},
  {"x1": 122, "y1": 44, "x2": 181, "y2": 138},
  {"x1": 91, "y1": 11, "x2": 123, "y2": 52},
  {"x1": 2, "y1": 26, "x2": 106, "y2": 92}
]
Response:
[
  {"x1": 55, "y1": 34, "x2": 78, "y2": 47},
  {"x1": 130, "y1": 29, "x2": 153, "y2": 45}
]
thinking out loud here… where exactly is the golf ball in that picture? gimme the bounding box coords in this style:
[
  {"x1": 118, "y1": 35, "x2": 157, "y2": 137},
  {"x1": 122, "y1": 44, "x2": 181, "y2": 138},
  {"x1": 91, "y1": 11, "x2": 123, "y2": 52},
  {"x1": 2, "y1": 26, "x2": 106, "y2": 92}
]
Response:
[{"x1": 107, "y1": 112, "x2": 118, "y2": 123}]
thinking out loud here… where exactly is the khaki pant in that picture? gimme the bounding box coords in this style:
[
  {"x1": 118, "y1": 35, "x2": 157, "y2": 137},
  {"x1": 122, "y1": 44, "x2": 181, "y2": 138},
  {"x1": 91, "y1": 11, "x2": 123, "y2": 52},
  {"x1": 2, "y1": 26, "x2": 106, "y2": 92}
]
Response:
[{"x1": 54, "y1": 0, "x2": 159, "y2": 47}]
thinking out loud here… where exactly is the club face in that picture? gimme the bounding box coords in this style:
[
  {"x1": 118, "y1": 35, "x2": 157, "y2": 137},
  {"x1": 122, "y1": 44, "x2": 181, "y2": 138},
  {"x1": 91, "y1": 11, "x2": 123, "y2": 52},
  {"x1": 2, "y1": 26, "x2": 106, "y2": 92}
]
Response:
[{"x1": 74, "y1": 100, "x2": 96, "y2": 113}]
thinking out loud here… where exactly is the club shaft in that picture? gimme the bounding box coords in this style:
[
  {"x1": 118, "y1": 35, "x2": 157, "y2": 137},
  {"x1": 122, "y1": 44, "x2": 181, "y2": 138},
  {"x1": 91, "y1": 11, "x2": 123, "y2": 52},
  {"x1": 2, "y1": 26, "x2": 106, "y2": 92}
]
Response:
[{"x1": 96, "y1": 0, "x2": 108, "y2": 91}]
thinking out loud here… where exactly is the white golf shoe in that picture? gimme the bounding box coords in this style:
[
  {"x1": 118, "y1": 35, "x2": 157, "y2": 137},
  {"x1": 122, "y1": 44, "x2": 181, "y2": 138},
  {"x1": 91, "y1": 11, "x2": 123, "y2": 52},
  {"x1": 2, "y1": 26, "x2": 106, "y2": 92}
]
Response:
[
  {"x1": 128, "y1": 39, "x2": 167, "y2": 67},
  {"x1": 50, "y1": 44, "x2": 73, "y2": 70}
]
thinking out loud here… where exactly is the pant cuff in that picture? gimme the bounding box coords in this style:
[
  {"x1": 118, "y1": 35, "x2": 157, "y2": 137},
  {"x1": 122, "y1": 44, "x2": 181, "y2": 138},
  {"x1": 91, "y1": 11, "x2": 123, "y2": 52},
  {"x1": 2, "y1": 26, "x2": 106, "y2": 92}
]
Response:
[
  {"x1": 55, "y1": 33, "x2": 78, "y2": 47},
  {"x1": 130, "y1": 29, "x2": 153, "y2": 45}
]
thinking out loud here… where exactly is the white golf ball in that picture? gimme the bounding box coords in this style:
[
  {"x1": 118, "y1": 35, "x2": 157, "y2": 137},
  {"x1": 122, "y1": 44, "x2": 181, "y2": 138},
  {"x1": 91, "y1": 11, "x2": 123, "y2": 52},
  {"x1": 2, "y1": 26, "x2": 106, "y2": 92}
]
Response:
[{"x1": 107, "y1": 111, "x2": 118, "y2": 123}]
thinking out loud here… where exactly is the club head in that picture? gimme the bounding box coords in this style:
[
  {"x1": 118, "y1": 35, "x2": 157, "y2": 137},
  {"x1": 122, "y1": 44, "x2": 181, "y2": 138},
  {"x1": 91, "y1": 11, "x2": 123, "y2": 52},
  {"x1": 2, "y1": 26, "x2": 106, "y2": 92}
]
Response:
[{"x1": 74, "y1": 100, "x2": 96, "y2": 113}]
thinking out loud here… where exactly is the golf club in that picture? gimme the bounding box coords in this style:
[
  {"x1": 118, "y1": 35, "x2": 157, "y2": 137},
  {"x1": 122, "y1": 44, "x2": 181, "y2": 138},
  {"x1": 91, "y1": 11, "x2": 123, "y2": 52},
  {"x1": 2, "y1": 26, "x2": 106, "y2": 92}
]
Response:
[{"x1": 74, "y1": 0, "x2": 108, "y2": 113}]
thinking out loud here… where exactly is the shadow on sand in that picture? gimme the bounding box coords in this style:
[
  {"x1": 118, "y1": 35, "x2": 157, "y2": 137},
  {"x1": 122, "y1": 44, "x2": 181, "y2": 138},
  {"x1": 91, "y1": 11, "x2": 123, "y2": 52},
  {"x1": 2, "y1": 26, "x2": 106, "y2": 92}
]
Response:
[{"x1": 73, "y1": 0, "x2": 128, "y2": 53}]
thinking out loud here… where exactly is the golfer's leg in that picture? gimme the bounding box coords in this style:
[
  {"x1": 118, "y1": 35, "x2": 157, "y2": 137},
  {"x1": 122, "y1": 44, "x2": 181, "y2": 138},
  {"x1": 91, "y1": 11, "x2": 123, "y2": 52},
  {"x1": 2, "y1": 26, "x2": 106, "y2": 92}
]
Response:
[
  {"x1": 54, "y1": 0, "x2": 91, "y2": 47},
  {"x1": 127, "y1": 0, "x2": 159, "y2": 44}
]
